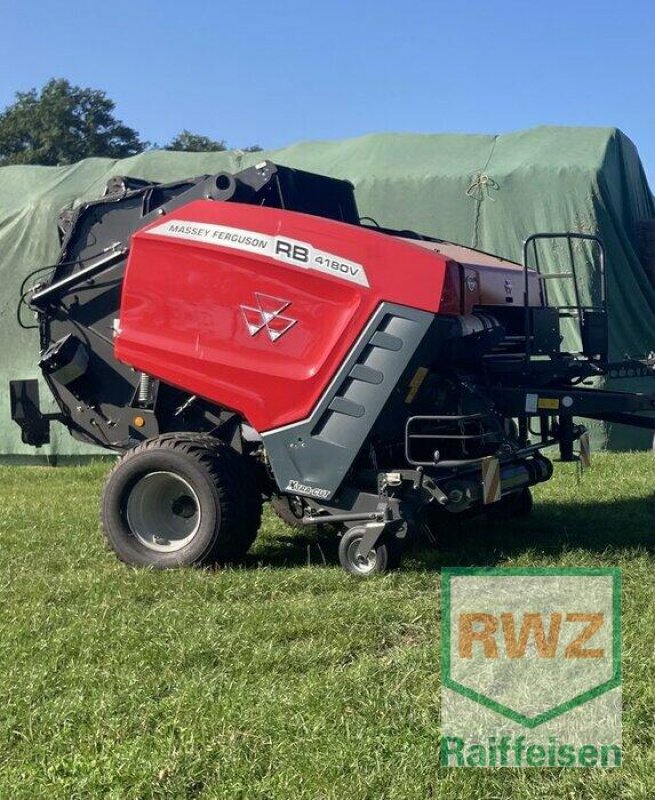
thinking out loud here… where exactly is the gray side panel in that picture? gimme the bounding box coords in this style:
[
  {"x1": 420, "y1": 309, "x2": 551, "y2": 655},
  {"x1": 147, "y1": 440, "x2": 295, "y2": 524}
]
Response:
[{"x1": 262, "y1": 303, "x2": 434, "y2": 499}]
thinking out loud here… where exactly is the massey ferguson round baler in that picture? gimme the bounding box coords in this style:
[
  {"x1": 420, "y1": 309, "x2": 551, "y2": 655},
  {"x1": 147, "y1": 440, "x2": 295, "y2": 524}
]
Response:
[{"x1": 11, "y1": 161, "x2": 655, "y2": 574}]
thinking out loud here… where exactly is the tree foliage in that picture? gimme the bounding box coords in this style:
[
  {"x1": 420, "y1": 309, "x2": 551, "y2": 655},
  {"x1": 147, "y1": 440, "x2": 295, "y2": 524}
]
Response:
[
  {"x1": 0, "y1": 79, "x2": 263, "y2": 165},
  {"x1": 165, "y1": 130, "x2": 227, "y2": 153},
  {"x1": 0, "y1": 78, "x2": 146, "y2": 166},
  {"x1": 165, "y1": 130, "x2": 262, "y2": 153}
]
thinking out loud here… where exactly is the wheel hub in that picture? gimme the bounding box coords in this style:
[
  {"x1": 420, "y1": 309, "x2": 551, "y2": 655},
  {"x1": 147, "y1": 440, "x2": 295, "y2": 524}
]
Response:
[
  {"x1": 171, "y1": 495, "x2": 196, "y2": 519},
  {"x1": 125, "y1": 471, "x2": 201, "y2": 553},
  {"x1": 347, "y1": 538, "x2": 377, "y2": 575}
]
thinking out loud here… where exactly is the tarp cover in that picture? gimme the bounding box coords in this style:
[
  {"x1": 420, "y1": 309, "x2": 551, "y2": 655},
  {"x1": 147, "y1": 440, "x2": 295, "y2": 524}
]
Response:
[{"x1": 1, "y1": 125, "x2": 654, "y2": 456}]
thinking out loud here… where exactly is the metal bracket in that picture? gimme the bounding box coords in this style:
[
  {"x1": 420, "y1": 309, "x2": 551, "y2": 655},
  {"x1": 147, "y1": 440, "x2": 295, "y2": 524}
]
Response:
[
  {"x1": 9, "y1": 379, "x2": 60, "y2": 447},
  {"x1": 354, "y1": 521, "x2": 388, "y2": 562}
]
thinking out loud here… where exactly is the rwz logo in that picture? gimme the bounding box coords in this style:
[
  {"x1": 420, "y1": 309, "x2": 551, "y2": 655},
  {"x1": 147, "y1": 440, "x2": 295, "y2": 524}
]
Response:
[{"x1": 240, "y1": 292, "x2": 297, "y2": 342}]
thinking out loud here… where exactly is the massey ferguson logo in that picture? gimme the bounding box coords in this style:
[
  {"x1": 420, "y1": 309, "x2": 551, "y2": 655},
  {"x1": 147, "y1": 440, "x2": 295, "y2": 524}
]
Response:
[{"x1": 240, "y1": 293, "x2": 297, "y2": 342}]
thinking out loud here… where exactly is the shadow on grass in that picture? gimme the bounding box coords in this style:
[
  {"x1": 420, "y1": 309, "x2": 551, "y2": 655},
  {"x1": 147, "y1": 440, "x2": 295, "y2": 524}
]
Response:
[
  {"x1": 247, "y1": 494, "x2": 655, "y2": 571},
  {"x1": 247, "y1": 525, "x2": 341, "y2": 570}
]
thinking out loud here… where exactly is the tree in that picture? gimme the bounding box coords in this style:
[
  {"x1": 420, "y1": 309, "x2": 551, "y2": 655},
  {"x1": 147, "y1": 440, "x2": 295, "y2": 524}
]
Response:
[
  {"x1": 165, "y1": 130, "x2": 263, "y2": 153},
  {"x1": 165, "y1": 130, "x2": 227, "y2": 153},
  {"x1": 0, "y1": 78, "x2": 145, "y2": 166}
]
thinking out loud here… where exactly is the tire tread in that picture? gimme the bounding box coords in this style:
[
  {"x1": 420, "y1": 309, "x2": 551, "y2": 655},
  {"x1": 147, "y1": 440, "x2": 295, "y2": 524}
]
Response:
[{"x1": 101, "y1": 433, "x2": 262, "y2": 566}]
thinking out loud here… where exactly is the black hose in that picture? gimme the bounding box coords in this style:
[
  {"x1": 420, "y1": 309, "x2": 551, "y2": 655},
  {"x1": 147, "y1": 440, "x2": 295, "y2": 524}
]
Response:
[{"x1": 15, "y1": 250, "x2": 111, "y2": 330}]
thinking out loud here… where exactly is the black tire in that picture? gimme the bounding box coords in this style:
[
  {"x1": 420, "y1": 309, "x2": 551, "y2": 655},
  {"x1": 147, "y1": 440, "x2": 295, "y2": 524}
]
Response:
[
  {"x1": 487, "y1": 488, "x2": 533, "y2": 520},
  {"x1": 270, "y1": 494, "x2": 306, "y2": 530},
  {"x1": 101, "y1": 434, "x2": 262, "y2": 568},
  {"x1": 338, "y1": 527, "x2": 402, "y2": 577}
]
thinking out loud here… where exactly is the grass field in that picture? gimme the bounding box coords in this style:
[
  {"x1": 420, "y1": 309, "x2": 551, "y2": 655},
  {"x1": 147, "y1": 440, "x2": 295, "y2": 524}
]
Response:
[{"x1": 0, "y1": 453, "x2": 653, "y2": 799}]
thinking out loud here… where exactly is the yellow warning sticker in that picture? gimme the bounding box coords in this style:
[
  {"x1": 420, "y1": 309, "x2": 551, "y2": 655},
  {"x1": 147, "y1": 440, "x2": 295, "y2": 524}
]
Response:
[
  {"x1": 405, "y1": 367, "x2": 428, "y2": 404},
  {"x1": 537, "y1": 397, "x2": 560, "y2": 410}
]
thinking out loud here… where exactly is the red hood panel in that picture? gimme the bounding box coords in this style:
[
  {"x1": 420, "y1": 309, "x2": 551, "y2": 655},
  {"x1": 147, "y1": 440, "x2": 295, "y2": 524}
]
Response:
[{"x1": 115, "y1": 202, "x2": 535, "y2": 431}]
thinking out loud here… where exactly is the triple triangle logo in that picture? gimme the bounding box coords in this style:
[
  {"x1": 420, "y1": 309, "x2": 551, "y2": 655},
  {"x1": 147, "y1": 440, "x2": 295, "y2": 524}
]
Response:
[{"x1": 240, "y1": 292, "x2": 297, "y2": 342}]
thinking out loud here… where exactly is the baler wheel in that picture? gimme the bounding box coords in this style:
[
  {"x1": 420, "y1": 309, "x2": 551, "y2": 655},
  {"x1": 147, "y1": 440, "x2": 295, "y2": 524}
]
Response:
[
  {"x1": 101, "y1": 434, "x2": 262, "y2": 568},
  {"x1": 270, "y1": 494, "x2": 338, "y2": 531},
  {"x1": 270, "y1": 494, "x2": 306, "y2": 530},
  {"x1": 338, "y1": 527, "x2": 402, "y2": 577}
]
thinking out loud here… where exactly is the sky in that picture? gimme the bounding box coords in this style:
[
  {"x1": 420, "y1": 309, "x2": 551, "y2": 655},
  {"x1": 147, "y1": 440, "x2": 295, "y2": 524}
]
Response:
[{"x1": 0, "y1": 0, "x2": 653, "y2": 186}]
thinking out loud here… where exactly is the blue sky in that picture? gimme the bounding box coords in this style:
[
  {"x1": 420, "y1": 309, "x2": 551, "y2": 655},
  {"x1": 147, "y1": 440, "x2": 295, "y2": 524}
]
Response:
[{"x1": 1, "y1": 1, "x2": 653, "y2": 185}]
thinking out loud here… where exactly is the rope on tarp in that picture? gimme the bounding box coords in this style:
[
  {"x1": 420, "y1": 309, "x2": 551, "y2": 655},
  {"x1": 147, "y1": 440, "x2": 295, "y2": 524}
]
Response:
[
  {"x1": 465, "y1": 172, "x2": 499, "y2": 201},
  {"x1": 467, "y1": 135, "x2": 499, "y2": 249}
]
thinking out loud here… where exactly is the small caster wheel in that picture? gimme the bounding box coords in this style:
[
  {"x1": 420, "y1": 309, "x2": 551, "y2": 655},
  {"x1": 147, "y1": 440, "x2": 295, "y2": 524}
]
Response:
[
  {"x1": 338, "y1": 526, "x2": 402, "y2": 577},
  {"x1": 487, "y1": 488, "x2": 533, "y2": 520}
]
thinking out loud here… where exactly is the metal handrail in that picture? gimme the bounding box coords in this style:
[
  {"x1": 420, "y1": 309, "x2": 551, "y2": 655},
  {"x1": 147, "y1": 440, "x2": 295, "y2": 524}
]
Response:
[{"x1": 522, "y1": 232, "x2": 607, "y2": 360}]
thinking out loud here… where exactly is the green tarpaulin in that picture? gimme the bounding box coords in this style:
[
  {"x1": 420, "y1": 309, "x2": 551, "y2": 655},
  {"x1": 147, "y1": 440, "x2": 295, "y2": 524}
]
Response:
[{"x1": 1, "y1": 125, "x2": 654, "y2": 456}]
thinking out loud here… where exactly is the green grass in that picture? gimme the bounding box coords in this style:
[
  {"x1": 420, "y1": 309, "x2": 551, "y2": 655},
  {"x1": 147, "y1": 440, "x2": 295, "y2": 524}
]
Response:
[{"x1": 0, "y1": 453, "x2": 653, "y2": 799}]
